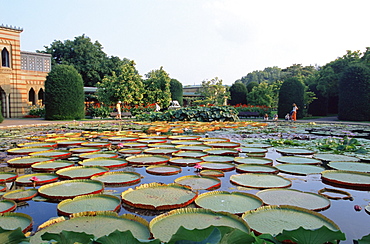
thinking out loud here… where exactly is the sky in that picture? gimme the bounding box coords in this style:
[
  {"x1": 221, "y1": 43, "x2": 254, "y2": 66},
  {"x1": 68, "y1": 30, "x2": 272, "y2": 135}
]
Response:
[{"x1": 2, "y1": 0, "x2": 370, "y2": 86}]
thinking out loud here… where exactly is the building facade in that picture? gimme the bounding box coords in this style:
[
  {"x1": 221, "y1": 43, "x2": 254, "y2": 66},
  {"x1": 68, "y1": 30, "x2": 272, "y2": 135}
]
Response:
[{"x1": 0, "y1": 24, "x2": 51, "y2": 118}]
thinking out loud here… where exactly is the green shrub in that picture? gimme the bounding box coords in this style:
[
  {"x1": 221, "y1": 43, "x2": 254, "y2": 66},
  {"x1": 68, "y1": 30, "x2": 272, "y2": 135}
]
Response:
[
  {"x1": 233, "y1": 104, "x2": 272, "y2": 116},
  {"x1": 170, "y1": 79, "x2": 183, "y2": 106},
  {"x1": 338, "y1": 63, "x2": 370, "y2": 121},
  {"x1": 278, "y1": 77, "x2": 305, "y2": 119},
  {"x1": 28, "y1": 104, "x2": 45, "y2": 117},
  {"x1": 87, "y1": 106, "x2": 111, "y2": 118},
  {"x1": 45, "y1": 65, "x2": 85, "y2": 120},
  {"x1": 229, "y1": 82, "x2": 247, "y2": 105}
]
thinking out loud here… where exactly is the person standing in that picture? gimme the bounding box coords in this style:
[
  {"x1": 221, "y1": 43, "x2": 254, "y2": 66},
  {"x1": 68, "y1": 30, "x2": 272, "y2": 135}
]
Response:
[
  {"x1": 155, "y1": 102, "x2": 160, "y2": 112},
  {"x1": 291, "y1": 103, "x2": 298, "y2": 121},
  {"x1": 116, "y1": 101, "x2": 122, "y2": 120}
]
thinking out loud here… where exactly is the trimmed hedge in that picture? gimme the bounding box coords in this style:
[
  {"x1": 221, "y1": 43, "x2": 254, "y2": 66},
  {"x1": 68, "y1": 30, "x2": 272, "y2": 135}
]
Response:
[
  {"x1": 278, "y1": 77, "x2": 305, "y2": 119},
  {"x1": 170, "y1": 79, "x2": 183, "y2": 106},
  {"x1": 0, "y1": 101, "x2": 4, "y2": 123},
  {"x1": 229, "y1": 82, "x2": 247, "y2": 105},
  {"x1": 338, "y1": 63, "x2": 370, "y2": 121},
  {"x1": 45, "y1": 65, "x2": 85, "y2": 120}
]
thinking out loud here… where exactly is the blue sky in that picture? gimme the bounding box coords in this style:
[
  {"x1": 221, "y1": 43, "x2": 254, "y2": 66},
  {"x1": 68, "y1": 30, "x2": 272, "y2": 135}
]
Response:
[{"x1": 2, "y1": 0, "x2": 370, "y2": 85}]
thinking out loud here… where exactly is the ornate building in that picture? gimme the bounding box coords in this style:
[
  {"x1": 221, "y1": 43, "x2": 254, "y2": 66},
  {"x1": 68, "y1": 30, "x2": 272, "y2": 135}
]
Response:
[{"x1": 0, "y1": 24, "x2": 51, "y2": 118}]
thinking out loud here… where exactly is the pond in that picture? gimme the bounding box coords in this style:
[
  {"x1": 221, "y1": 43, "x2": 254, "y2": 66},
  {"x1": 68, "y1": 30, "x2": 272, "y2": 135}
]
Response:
[{"x1": 0, "y1": 121, "x2": 369, "y2": 243}]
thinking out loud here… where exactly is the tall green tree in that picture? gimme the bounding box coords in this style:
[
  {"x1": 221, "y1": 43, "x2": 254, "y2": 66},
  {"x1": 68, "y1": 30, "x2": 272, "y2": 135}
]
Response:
[
  {"x1": 247, "y1": 82, "x2": 274, "y2": 107},
  {"x1": 338, "y1": 63, "x2": 370, "y2": 121},
  {"x1": 40, "y1": 35, "x2": 125, "y2": 86},
  {"x1": 143, "y1": 67, "x2": 172, "y2": 108},
  {"x1": 278, "y1": 77, "x2": 305, "y2": 119},
  {"x1": 96, "y1": 61, "x2": 144, "y2": 106},
  {"x1": 229, "y1": 82, "x2": 247, "y2": 105},
  {"x1": 197, "y1": 77, "x2": 229, "y2": 105},
  {"x1": 45, "y1": 65, "x2": 85, "y2": 120},
  {"x1": 170, "y1": 78, "x2": 183, "y2": 106}
]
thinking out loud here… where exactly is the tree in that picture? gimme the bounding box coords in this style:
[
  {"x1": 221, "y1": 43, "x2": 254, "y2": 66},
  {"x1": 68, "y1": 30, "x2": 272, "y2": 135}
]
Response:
[
  {"x1": 278, "y1": 77, "x2": 305, "y2": 119},
  {"x1": 40, "y1": 35, "x2": 125, "y2": 86},
  {"x1": 96, "y1": 61, "x2": 144, "y2": 106},
  {"x1": 143, "y1": 67, "x2": 172, "y2": 108},
  {"x1": 246, "y1": 81, "x2": 259, "y2": 93},
  {"x1": 247, "y1": 82, "x2": 274, "y2": 107},
  {"x1": 170, "y1": 79, "x2": 183, "y2": 106},
  {"x1": 338, "y1": 63, "x2": 370, "y2": 121},
  {"x1": 45, "y1": 65, "x2": 85, "y2": 120},
  {"x1": 197, "y1": 77, "x2": 229, "y2": 105},
  {"x1": 229, "y1": 82, "x2": 247, "y2": 105},
  {"x1": 0, "y1": 101, "x2": 4, "y2": 123}
]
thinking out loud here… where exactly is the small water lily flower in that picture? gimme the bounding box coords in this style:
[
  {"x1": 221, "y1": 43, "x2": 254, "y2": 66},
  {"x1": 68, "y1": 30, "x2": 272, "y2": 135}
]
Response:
[
  {"x1": 194, "y1": 163, "x2": 203, "y2": 172},
  {"x1": 354, "y1": 205, "x2": 362, "y2": 211},
  {"x1": 117, "y1": 143, "x2": 124, "y2": 148},
  {"x1": 29, "y1": 176, "x2": 41, "y2": 182},
  {"x1": 236, "y1": 148, "x2": 242, "y2": 152}
]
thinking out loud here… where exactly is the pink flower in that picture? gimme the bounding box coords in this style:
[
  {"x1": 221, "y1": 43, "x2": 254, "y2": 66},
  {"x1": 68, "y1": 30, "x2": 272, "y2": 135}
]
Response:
[
  {"x1": 30, "y1": 176, "x2": 41, "y2": 182},
  {"x1": 194, "y1": 163, "x2": 203, "y2": 171},
  {"x1": 117, "y1": 143, "x2": 124, "y2": 148},
  {"x1": 236, "y1": 148, "x2": 242, "y2": 152}
]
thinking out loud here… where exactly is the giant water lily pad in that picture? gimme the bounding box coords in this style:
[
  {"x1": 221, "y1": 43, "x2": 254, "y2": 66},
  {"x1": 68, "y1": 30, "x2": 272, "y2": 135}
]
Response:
[
  {"x1": 147, "y1": 143, "x2": 177, "y2": 148},
  {"x1": 200, "y1": 170, "x2": 225, "y2": 177},
  {"x1": 118, "y1": 148, "x2": 143, "y2": 154},
  {"x1": 236, "y1": 164, "x2": 278, "y2": 174},
  {"x1": 234, "y1": 157, "x2": 273, "y2": 165},
  {"x1": 276, "y1": 148, "x2": 315, "y2": 155},
  {"x1": 242, "y1": 205, "x2": 339, "y2": 235},
  {"x1": 15, "y1": 173, "x2": 59, "y2": 186},
  {"x1": 7, "y1": 156, "x2": 55, "y2": 168},
  {"x1": 38, "y1": 179, "x2": 104, "y2": 200},
  {"x1": 81, "y1": 141, "x2": 112, "y2": 148},
  {"x1": 314, "y1": 153, "x2": 360, "y2": 162},
  {"x1": 3, "y1": 189, "x2": 38, "y2": 201},
  {"x1": 195, "y1": 191, "x2": 263, "y2": 214},
  {"x1": 175, "y1": 175, "x2": 221, "y2": 190},
  {"x1": 174, "y1": 145, "x2": 212, "y2": 152},
  {"x1": 230, "y1": 173, "x2": 291, "y2": 189},
  {"x1": 0, "y1": 212, "x2": 33, "y2": 233},
  {"x1": 57, "y1": 194, "x2": 121, "y2": 216},
  {"x1": 143, "y1": 147, "x2": 180, "y2": 155},
  {"x1": 199, "y1": 162, "x2": 235, "y2": 171},
  {"x1": 31, "y1": 160, "x2": 75, "y2": 172},
  {"x1": 172, "y1": 150, "x2": 207, "y2": 158},
  {"x1": 276, "y1": 164, "x2": 325, "y2": 175},
  {"x1": 242, "y1": 143, "x2": 271, "y2": 148},
  {"x1": 239, "y1": 147, "x2": 268, "y2": 154},
  {"x1": 327, "y1": 161, "x2": 370, "y2": 172},
  {"x1": 169, "y1": 157, "x2": 203, "y2": 166},
  {"x1": 203, "y1": 148, "x2": 238, "y2": 156},
  {"x1": 91, "y1": 171, "x2": 141, "y2": 185},
  {"x1": 119, "y1": 142, "x2": 148, "y2": 148},
  {"x1": 69, "y1": 147, "x2": 101, "y2": 154},
  {"x1": 0, "y1": 172, "x2": 17, "y2": 182},
  {"x1": 204, "y1": 142, "x2": 241, "y2": 148},
  {"x1": 30, "y1": 213, "x2": 150, "y2": 244},
  {"x1": 171, "y1": 140, "x2": 204, "y2": 145},
  {"x1": 79, "y1": 157, "x2": 128, "y2": 168},
  {"x1": 257, "y1": 189, "x2": 331, "y2": 211},
  {"x1": 7, "y1": 147, "x2": 54, "y2": 155},
  {"x1": 17, "y1": 141, "x2": 57, "y2": 148},
  {"x1": 57, "y1": 140, "x2": 86, "y2": 147},
  {"x1": 126, "y1": 155, "x2": 170, "y2": 165},
  {"x1": 146, "y1": 165, "x2": 182, "y2": 175},
  {"x1": 56, "y1": 166, "x2": 109, "y2": 179},
  {"x1": 321, "y1": 170, "x2": 370, "y2": 189},
  {"x1": 138, "y1": 138, "x2": 167, "y2": 144},
  {"x1": 29, "y1": 150, "x2": 72, "y2": 159},
  {"x1": 168, "y1": 135, "x2": 200, "y2": 140},
  {"x1": 79, "y1": 152, "x2": 118, "y2": 160},
  {"x1": 276, "y1": 156, "x2": 322, "y2": 165},
  {"x1": 0, "y1": 199, "x2": 17, "y2": 213},
  {"x1": 121, "y1": 183, "x2": 197, "y2": 210},
  {"x1": 150, "y1": 208, "x2": 250, "y2": 242},
  {"x1": 107, "y1": 136, "x2": 139, "y2": 142},
  {"x1": 198, "y1": 137, "x2": 230, "y2": 143},
  {"x1": 201, "y1": 155, "x2": 235, "y2": 163}
]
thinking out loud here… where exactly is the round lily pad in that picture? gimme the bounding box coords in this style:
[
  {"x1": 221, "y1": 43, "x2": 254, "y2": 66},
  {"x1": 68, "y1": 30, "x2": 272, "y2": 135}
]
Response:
[
  {"x1": 199, "y1": 162, "x2": 235, "y2": 171},
  {"x1": 146, "y1": 165, "x2": 182, "y2": 175},
  {"x1": 198, "y1": 137, "x2": 230, "y2": 143},
  {"x1": 200, "y1": 170, "x2": 225, "y2": 177},
  {"x1": 31, "y1": 160, "x2": 75, "y2": 172},
  {"x1": 171, "y1": 140, "x2": 204, "y2": 145},
  {"x1": 314, "y1": 153, "x2": 360, "y2": 162},
  {"x1": 150, "y1": 208, "x2": 250, "y2": 242},
  {"x1": 143, "y1": 148, "x2": 180, "y2": 155},
  {"x1": 91, "y1": 171, "x2": 141, "y2": 185},
  {"x1": 121, "y1": 183, "x2": 197, "y2": 210},
  {"x1": 201, "y1": 155, "x2": 234, "y2": 163},
  {"x1": 168, "y1": 135, "x2": 200, "y2": 140},
  {"x1": 81, "y1": 141, "x2": 112, "y2": 148},
  {"x1": 79, "y1": 152, "x2": 118, "y2": 160},
  {"x1": 138, "y1": 138, "x2": 167, "y2": 144},
  {"x1": 172, "y1": 150, "x2": 207, "y2": 158},
  {"x1": 327, "y1": 161, "x2": 370, "y2": 172},
  {"x1": 17, "y1": 142, "x2": 57, "y2": 148},
  {"x1": 0, "y1": 172, "x2": 17, "y2": 182},
  {"x1": 119, "y1": 142, "x2": 148, "y2": 148},
  {"x1": 118, "y1": 148, "x2": 143, "y2": 154},
  {"x1": 174, "y1": 145, "x2": 212, "y2": 151},
  {"x1": 175, "y1": 175, "x2": 221, "y2": 190},
  {"x1": 30, "y1": 213, "x2": 150, "y2": 244},
  {"x1": 69, "y1": 147, "x2": 101, "y2": 154},
  {"x1": 0, "y1": 185, "x2": 6, "y2": 192},
  {"x1": 147, "y1": 143, "x2": 177, "y2": 148},
  {"x1": 318, "y1": 188, "x2": 352, "y2": 200},
  {"x1": 107, "y1": 136, "x2": 139, "y2": 142},
  {"x1": 276, "y1": 156, "x2": 322, "y2": 165},
  {"x1": 276, "y1": 164, "x2": 325, "y2": 175},
  {"x1": 7, "y1": 147, "x2": 54, "y2": 155},
  {"x1": 126, "y1": 155, "x2": 170, "y2": 165},
  {"x1": 230, "y1": 173, "x2": 291, "y2": 189},
  {"x1": 38, "y1": 179, "x2": 104, "y2": 200},
  {"x1": 7, "y1": 156, "x2": 55, "y2": 168},
  {"x1": 257, "y1": 189, "x2": 331, "y2": 211},
  {"x1": 0, "y1": 212, "x2": 33, "y2": 233},
  {"x1": 321, "y1": 170, "x2": 370, "y2": 189},
  {"x1": 276, "y1": 148, "x2": 315, "y2": 155},
  {"x1": 204, "y1": 142, "x2": 241, "y2": 148},
  {"x1": 242, "y1": 205, "x2": 339, "y2": 235},
  {"x1": 29, "y1": 150, "x2": 72, "y2": 159},
  {"x1": 203, "y1": 148, "x2": 238, "y2": 156},
  {"x1": 195, "y1": 191, "x2": 263, "y2": 214},
  {"x1": 239, "y1": 147, "x2": 268, "y2": 154},
  {"x1": 15, "y1": 173, "x2": 59, "y2": 186},
  {"x1": 56, "y1": 166, "x2": 109, "y2": 180},
  {"x1": 234, "y1": 157, "x2": 273, "y2": 165},
  {"x1": 169, "y1": 157, "x2": 203, "y2": 166},
  {"x1": 3, "y1": 189, "x2": 38, "y2": 201},
  {"x1": 79, "y1": 157, "x2": 128, "y2": 168},
  {"x1": 57, "y1": 140, "x2": 86, "y2": 147},
  {"x1": 0, "y1": 200, "x2": 17, "y2": 213},
  {"x1": 242, "y1": 143, "x2": 271, "y2": 148},
  {"x1": 57, "y1": 194, "x2": 121, "y2": 216},
  {"x1": 236, "y1": 164, "x2": 278, "y2": 174}
]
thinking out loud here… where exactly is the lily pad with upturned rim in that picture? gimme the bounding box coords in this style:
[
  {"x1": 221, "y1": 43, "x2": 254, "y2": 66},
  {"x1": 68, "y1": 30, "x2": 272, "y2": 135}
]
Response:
[
  {"x1": 137, "y1": 138, "x2": 167, "y2": 144},
  {"x1": 200, "y1": 170, "x2": 224, "y2": 177},
  {"x1": 146, "y1": 165, "x2": 182, "y2": 175},
  {"x1": 172, "y1": 150, "x2": 208, "y2": 158},
  {"x1": 201, "y1": 155, "x2": 235, "y2": 163},
  {"x1": 79, "y1": 157, "x2": 128, "y2": 168},
  {"x1": 198, "y1": 137, "x2": 230, "y2": 143},
  {"x1": 327, "y1": 161, "x2": 370, "y2": 172},
  {"x1": 195, "y1": 191, "x2": 263, "y2": 214},
  {"x1": 15, "y1": 173, "x2": 59, "y2": 186},
  {"x1": 121, "y1": 183, "x2": 197, "y2": 210},
  {"x1": 38, "y1": 179, "x2": 104, "y2": 200},
  {"x1": 242, "y1": 205, "x2": 339, "y2": 236},
  {"x1": 168, "y1": 135, "x2": 200, "y2": 140},
  {"x1": 174, "y1": 145, "x2": 212, "y2": 152},
  {"x1": 276, "y1": 156, "x2": 322, "y2": 165},
  {"x1": 31, "y1": 160, "x2": 75, "y2": 172},
  {"x1": 199, "y1": 162, "x2": 235, "y2": 171},
  {"x1": 0, "y1": 172, "x2": 17, "y2": 183},
  {"x1": 230, "y1": 173, "x2": 291, "y2": 189},
  {"x1": 238, "y1": 147, "x2": 268, "y2": 154},
  {"x1": 314, "y1": 153, "x2": 360, "y2": 162},
  {"x1": 56, "y1": 140, "x2": 86, "y2": 147},
  {"x1": 143, "y1": 147, "x2": 180, "y2": 155},
  {"x1": 80, "y1": 141, "x2": 112, "y2": 148},
  {"x1": 0, "y1": 185, "x2": 5, "y2": 192},
  {"x1": 171, "y1": 140, "x2": 204, "y2": 145},
  {"x1": 276, "y1": 148, "x2": 315, "y2": 155},
  {"x1": 126, "y1": 155, "x2": 170, "y2": 165},
  {"x1": 2, "y1": 189, "x2": 38, "y2": 201},
  {"x1": 174, "y1": 175, "x2": 221, "y2": 190},
  {"x1": 236, "y1": 164, "x2": 278, "y2": 174},
  {"x1": 107, "y1": 136, "x2": 139, "y2": 142},
  {"x1": 149, "y1": 208, "x2": 250, "y2": 243},
  {"x1": 234, "y1": 157, "x2": 273, "y2": 165},
  {"x1": 241, "y1": 143, "x2": 271, "y2": 148},
  {"x1": 69, "y1": 147, "x2": 101, "y2": 154},
  {"x1": 0, "y1": 199, "x2": 17, "y2": 213},
  {"x1": 7, "y1": 156, "x2": 55, "y2": 168},
  {"x1": 91, "y1": 171, "x2": 141, "y2": 185},
  {"x1": 276, "y1": 164, "x2": 325, "y2": 175},
  {"x1": 118, "y1": 148, "x2": 143, "y2": 154},
  {"x1": 204, "y1": 142, "x2": 241, "y2": 148},
  {"x1": 7, "y1": 147, "x2": 54, "y2": 155},
  {"x1": 29, "y1": 150, "x2": 72, "y2": 159},
  {"x1": 0, "y1": 212, "x2": 33, "y2": 233},
  {"x1": 203, "y1": 148, "x2": 238, "y2": 156},
  {"x1": 169, "y1": 157, "x2": 203, "y2": 166},
  {"x1": 257, "y1": 189, "x2": 331, "y2": 211},
  {"x1": 17, "y1": 141, "x2": 57, "y2": 148},
  {"x1": 321, "y1": 170, "x2": 370, "y2": 188},
  {"x1": 57, "y1": 194, "x2": 121, "y2": 216},
  {"x1": 147, "y1": 143, "x2": 177, "y2": 148},
  {"x1": 119, "y1": 142, "x2": 148, "y2": 148},
  {"x1": 56, "y1": 166, "x2": 109, "y2": 180},
  {"x1": 79, "y1": 152, "x2": 118, "y2": 160}
]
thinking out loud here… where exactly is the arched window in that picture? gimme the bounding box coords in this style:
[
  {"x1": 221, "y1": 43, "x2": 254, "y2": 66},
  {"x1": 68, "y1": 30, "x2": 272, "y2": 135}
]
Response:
[
  {"x1": 38, "y1": 88, "x2": 44, "y2": 105},
  {"x1": 29, "y1": 88, "x2": 36, "y2": 105},
  {"x1": 1, "y1": 48, "x2": 10, "y2": 67}
]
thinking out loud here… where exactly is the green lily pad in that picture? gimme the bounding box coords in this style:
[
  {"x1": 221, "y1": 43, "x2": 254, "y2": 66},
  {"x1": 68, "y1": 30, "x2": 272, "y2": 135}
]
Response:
[
  {"x1": 143, "y1": 148, "x2": 180, "y2": 155},
  {"x1": 17, "y1": 142, "x2": 57, "y2": 148},
  {"x1": 172, "y1": 150, "x2": 207, "y2": 158},
  {"x1": 276, "y1": 164, "x2": 325, "y2": 175},
  {"x1": 0, "y1": 200, "x2": 17, "y2": 213},
  {"x1": 79, "y1": 157, "x2": 128, "y2": 168},
  {"x1": 314, "y1": 153, "x2": 360, "y2": 162},
  {"x1": 203, "y1": 148, "x2": 238, "y2": 156},
  {"x1": 15, "y1": 173, "x2": 59, "y2": 186},
  {"x1": 31, "y1": 160, "x2": 75, "y2": 172},
  {"x1": 276, "y1": 148, "x2": 315, "y2": 155},
  {"x1": 126, "y1": 155, "x2": 170, "y2": 165},
  {"x1": 239, "y1": 147, "x2": 268, "y2": 154},
  {"x1": 242, "y1": 143, "x2": 271, "y2": 148},
  {"x1": 276, "y1": 156, "x2": 322, "y2": 165},
  {"x1": 257, "y1": 189, "x2": 331, "y2": 211},
  {"x1": 147, "y1": 143, "x2": 177, "y2": 148},
  {"x1": 3, "y1": 189, "x2": 38, "y2": 201},
  {"x1": 69, "y1": 147, "x2": 101, "y2": 154},
  {"x1": 81, "y1": 141, "x2": 112, "y2": 148},
  {"x1": 198, "y1": 137, "x2": 230, "y2": 143},
  {"x1": 57, "y1": 140, "x2": 86, "y2": 147},
  {"x1": 174, "y1": 145, "x2": 212, "y2": 151},
  {"x1": 236, "y1": 164, "x2": 278, "y2": 174},
  {"x1": 327, "y1": 161, "x2": 370, "y2": 172},
  {"x1": 107, "y1": 136, "x2": 139, "y2": 142},
  {"x1": 195, "y1": 191, "x2": 263, "y2": 214},
  {"x1": 79, "y1": 152, "x2": 118, "y2": 160},
  {"x1": 146, "y1": 165, "x2": 182, "y2": 175},
  {"x1": 171, "y1": 140, "x2": 204, "y2": 145},
  {"x1": 91, "y1": 171, "x2": 141, "y2": 185},
  {"x1": 137, "y1": 138, "x2": 167, "y2": 144},
  {"x1": 7, "y1": 156, "x2": 55, "y2": 168},
  {"x1": 201, "y1": 155, "x2": 234, "y2": 163},
  {"x1": 119, "y1": 142, "x2": 148, "y2": 148},
  {"x1": 204, "y1": 142, "x2": 241, "y2": 148},
  {"x1": 29, "y1": 150, "x2": 72, "y2": 159},
  {"x1": 0, "y1": 172, "x2": 17, "y2": 183},
  {"x1": 199, "y1": 162, "x2": 235, "y2": 171},
  {"x1": 200, "y1": 170, "x2": 225, "y2": 177},
  {"x1": 7, "y1": 147, "x2": 54, "y2": 155},
  {"x1": 0, "y1": 212, "x2": 33, "y2": 233},
  {"x1": 169, "y1": 157, "x2": 203, "y2": 166},
  {"x1": 230, "y1": 173, "x2": 291, "y2": 189},
  {"x1": 168, "y1": 135, "x2": 200, "y2": 140},
  {"x1": 234, "y1": 157, "x2": 273, "y2": 165},
  {"x1": 321, "y1": 170, "x2": 370, "y2": 189},
  {"x1": 56, "y1": 166, "x2": 109, "y2": 179},
  {"x1": 175, "y1": 175, "x2": 221, "y2": 190},
  {"x1": 118, "y1": 148, "x2": 143, "y2": 154}
]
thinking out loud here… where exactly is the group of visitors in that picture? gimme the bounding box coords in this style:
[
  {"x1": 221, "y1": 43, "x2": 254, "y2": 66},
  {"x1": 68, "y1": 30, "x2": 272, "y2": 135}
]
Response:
[{"x1": 285, "y1": 103, "x2": 298, "y2": 121}]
